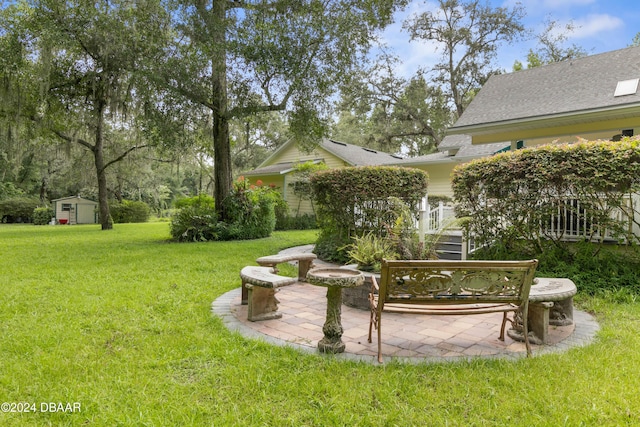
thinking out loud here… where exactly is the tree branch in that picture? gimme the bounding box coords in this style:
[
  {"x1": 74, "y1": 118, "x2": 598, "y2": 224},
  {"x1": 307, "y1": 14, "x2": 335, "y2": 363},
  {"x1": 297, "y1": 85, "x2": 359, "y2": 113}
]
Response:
[
  {"x1": 50, "y1": 128, "x2": 95, "y2": 152},
  {"x1": 102, "y1": 144, "x2": 150, "y2": 172}
]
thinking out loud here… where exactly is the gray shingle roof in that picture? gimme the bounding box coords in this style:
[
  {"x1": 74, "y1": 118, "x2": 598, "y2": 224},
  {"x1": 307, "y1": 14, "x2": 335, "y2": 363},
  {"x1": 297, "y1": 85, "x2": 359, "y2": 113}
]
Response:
[
  {"x1": 455, "y1": 140, "x2": 510, "y2": 159},
  {"x1": 394, "y1": 151, "x2": 452, "y2": 165},
  {"x1": 319, "y1": 139, "x2": 405, "y2": 165},
  {"x1": 243, "y1": 162, "x2": 296, "y2": 176},
  {"x1": 451, "y1": 46, "x2": 640, "y2": 130},
  {"x1": 438, "y1": 134, "x2": 471, "y2": 149},
  {"x1": 394, "y1": 138, "x2": 509, "y2": 165}
]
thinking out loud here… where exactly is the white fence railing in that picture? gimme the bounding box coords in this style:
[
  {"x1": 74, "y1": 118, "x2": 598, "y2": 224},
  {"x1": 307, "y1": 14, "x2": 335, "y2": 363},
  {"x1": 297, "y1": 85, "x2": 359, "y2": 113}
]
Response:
[
  {"x1": 417, "y1": 199, "x2": 456, "y2": 235},
  {"x1": 542, "y1": 194, "x2": 640, "y2": 242},
  {"x1": 417, "y1": 193, "x2": 640, "y2": 247}
]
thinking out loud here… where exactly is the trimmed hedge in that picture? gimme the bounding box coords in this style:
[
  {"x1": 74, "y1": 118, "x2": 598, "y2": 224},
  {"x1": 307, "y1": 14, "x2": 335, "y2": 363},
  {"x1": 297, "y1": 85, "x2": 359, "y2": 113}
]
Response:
[
  {"x1": 33, "y1": 207, "x2": 54, "y2": 225},
  {"x1": 310, "y1": 166, "x2": 428, "y2": 261},
  {"x1": 452, "y1": 137, "x2": 640, "y2": 255},
  {"x1": 110, "y1": 200, "x2": 151, "y2": 223}
]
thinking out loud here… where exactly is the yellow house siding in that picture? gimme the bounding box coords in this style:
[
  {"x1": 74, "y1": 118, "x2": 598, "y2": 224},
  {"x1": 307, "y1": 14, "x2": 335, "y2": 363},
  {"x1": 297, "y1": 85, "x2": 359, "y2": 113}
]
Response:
[
  {"x1": 471, "y1": 118, "x2": 640, "y2": 145},
  {"x1": 267, "y1": 143, "x2": 348, "y2": 168},
  {"x1": 284, "y1": 175, "x2": 316, "y2": 216},
  {"x1": 248, "y1": 142, "x2": 351, "y2": 216},
  {"x1": 405, "y1": 163, "x2": 455, "y2": 199}
]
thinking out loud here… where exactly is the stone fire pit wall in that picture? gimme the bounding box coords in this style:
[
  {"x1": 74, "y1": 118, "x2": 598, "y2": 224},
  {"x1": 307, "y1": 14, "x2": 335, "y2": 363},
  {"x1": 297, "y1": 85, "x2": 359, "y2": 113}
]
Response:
[{"x1": 342, "y1": 267, "x2": 378, "y2": 310}]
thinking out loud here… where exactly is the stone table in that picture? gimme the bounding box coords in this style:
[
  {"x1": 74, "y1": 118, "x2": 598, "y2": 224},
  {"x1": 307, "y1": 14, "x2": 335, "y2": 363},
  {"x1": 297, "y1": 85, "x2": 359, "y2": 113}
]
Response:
[
  {"x1": 508, "y1": 277, "x2": 577, "y2": 345},
  {"x1": 306, "y1": 267, "x2": 364, "y2": 354}
]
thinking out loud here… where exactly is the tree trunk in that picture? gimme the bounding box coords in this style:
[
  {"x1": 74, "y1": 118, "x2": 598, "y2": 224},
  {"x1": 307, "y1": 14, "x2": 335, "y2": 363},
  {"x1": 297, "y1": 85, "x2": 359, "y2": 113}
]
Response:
[
  {"x1": 94, "y1": 100, "x2": 113, "y2": 230},
  {"x1": 211, "y1": 0, "x2": 232, "y2": 221}
]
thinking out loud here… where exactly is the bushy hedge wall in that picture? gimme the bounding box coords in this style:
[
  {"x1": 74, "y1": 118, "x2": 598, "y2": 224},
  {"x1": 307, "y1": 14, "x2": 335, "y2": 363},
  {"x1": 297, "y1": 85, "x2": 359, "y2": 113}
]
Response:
[
  {"x1": 110, "y1": 200, "x2": 150, "y2": 223},
  {"x1": 452, "y1": 138, "x2": 640, "y2": 255},
  {"x1": 310, "y1": 166, "x2": 428, "y2": 261},
  {"x1": 0, "y1": 197, "x2": 41, "y2": 223}
]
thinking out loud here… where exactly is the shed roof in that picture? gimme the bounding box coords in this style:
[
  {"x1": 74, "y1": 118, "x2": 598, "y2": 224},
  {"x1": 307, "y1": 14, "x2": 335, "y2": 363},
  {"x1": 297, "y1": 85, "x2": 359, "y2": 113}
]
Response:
[{"x1": 52, "y1": 196, "x2": 98, "y2": 204}]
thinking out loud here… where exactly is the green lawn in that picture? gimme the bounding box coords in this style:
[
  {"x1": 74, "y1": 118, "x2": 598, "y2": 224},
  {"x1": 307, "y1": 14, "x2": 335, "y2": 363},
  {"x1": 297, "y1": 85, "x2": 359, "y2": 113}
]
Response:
[{"x1": 1, "y1": 223, "x2": 639, "y2": 426}]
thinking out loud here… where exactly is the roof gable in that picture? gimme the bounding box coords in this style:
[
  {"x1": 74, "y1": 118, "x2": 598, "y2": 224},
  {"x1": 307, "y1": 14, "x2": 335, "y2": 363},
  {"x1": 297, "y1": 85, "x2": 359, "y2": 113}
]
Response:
[{"x1": 253, "y1": 138, "x2": 404, "y2": 172}]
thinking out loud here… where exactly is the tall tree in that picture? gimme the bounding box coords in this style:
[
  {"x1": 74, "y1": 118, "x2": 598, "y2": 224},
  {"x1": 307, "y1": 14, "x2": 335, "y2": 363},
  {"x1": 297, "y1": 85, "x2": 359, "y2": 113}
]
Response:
[
  {"x1": 513, "y1": 18, "x2": 588, "y2": 71},
  {"x1": 162, "y1": 0, "x2": 406, "y2": 220},
  {"x1": 231, "y1": 110, "x2": 289, "y2": 173},
  {"x1": 404, "y1": 0, "x2": 526, "y2": 118},
  {"x1": 0, "y1": 0, "x2": 171, "y2": 229},
  {"x1": 334, "y1": 54, "x2": 452, "y2": 155}
]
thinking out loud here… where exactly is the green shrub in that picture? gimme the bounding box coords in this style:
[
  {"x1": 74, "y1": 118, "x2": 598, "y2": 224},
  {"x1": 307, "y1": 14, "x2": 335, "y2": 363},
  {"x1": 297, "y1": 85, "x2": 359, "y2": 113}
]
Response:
[
  {"x1": 169, "y1": 205, "x2": 217, "y2": 242},
  {"x1": 174, "y1": 194, "x2": 215, "y2": 210},
  {"x1": 453, "y1": 137, "x2": 640, "y2": 256},
  {"x1": 33, "y1": 207, "x2": 54, "y2": 225},
  {"x1": 276, "y1": 214, "x2": 317, "y2": 230},
  {"x1": 473, "y1": 241, "x2": 640, "y2": 296},
  {"x1": 169, "y1": 178, "x2": 277, "y2": 242},
  {"x1": 217, "y1": 178, "x2": 276, "y2": 240},
  {"x1": 310, "y1": 166, "x2": 428, "y2": 261},
  {"x1": 110, "y1": 200, "x2": 151, "y2": 223},
  {"x1": 0, "y1": 196, "x2": 40, "y2": 223}
]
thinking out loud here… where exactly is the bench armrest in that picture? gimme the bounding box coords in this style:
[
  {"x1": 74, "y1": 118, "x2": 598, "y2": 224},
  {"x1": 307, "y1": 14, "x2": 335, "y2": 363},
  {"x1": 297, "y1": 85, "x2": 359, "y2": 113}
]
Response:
[{"x1": 370, "y1": 275, "x2": 379, "y2": 294}]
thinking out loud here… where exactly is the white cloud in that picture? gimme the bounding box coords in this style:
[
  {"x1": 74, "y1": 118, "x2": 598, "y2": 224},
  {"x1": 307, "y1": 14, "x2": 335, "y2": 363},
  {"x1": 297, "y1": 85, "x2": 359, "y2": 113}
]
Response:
[
  {"x1": 569, "y1": 14, "x2": 625, "y2": 39},
  {"x1": 502, "y1": 0, "x2": 595, "y2": 10},
  {"x1": 542, "y1": 0, "x2": 595, "y2": 7}
]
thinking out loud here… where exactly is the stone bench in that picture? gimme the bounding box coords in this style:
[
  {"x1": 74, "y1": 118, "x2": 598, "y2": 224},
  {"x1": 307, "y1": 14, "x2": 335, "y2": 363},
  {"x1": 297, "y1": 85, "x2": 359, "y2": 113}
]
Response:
[
  {"x1": 240, "y1": 266, "x2": 297, "y2": 322},
  {"x1": 241, "y1": 252, "x2": 317, "y2": 305},
  {"x1": 256, "y1": 252, "x2": 317, "y2": 281},
  {"x1": 508, "y1": 277, "x2": 577, "y2": 345}
]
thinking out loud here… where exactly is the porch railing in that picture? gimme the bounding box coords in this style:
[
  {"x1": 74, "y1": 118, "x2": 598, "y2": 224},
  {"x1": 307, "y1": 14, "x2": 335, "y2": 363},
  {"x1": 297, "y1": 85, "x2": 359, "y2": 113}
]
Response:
[
  {"x1": 417, "y1": 199, "x2": 456, "y2": 235},
  {"x1": 542, "y1": 194, "x2": 639, "y2": 242},
  {"x1": 416, "y1": 193, "x2": 640, "y2": 259}
]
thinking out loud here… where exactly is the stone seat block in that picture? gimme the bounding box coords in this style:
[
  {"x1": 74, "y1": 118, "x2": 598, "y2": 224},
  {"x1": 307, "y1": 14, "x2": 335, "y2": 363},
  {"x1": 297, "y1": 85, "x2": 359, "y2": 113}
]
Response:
[{"x1": 240, "y1": 266, "x2": 297, "y2": 322}]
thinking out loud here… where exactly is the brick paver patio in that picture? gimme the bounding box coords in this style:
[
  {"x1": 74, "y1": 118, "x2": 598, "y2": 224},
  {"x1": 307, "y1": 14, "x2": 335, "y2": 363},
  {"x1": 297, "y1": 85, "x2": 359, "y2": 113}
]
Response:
[{"x1": 212, "y1": 280, "x2": 600, "y2": 364}]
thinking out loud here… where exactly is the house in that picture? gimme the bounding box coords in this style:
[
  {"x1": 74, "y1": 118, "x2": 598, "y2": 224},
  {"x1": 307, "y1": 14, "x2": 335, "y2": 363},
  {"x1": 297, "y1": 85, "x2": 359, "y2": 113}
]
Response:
[
  {"x1": 447, "y1": 45, "x2": 640, "y2": 146},
  {"x1": 245, "y1": 137, "x2": 509, "y2": 215},
  {"x1": 393, "y1": 135, "x2": 509, "y2": 196},
  {"x1": 446, "y1": 45, "x2": 640, "y2": 240},
  {"x1": 244, "y1": 138, "x2": 404, "y2": 215},
  {"x1": 52, "y1": 196, "x2": 98, "y2": 225}
]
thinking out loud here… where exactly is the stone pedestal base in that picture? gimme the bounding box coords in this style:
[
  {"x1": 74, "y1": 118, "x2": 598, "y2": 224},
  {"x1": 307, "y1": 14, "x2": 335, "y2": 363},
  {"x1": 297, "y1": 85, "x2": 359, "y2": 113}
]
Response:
[
  {"x1": 318, "y1": 287, "x2": 346, "y2": 354},
  {"x1": 307, "y1": 267, "x2": 364, "y2": 354},
  {"x1": 246, "y1": 285, "x2": 282, "y2": 322}
]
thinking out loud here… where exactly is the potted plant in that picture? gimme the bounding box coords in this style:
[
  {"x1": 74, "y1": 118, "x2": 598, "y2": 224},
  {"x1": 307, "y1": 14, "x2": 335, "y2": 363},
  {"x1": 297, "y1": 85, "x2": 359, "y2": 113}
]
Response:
[{"x1": 344, "y1": 232, "x2": 398, "y2": 272}]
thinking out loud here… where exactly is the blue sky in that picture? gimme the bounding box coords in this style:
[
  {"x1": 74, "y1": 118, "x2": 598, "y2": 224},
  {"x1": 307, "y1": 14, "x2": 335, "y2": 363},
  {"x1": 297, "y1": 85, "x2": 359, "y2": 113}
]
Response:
[{"x1": 378, "y1": 0, "x2": 640, "y2": 77}]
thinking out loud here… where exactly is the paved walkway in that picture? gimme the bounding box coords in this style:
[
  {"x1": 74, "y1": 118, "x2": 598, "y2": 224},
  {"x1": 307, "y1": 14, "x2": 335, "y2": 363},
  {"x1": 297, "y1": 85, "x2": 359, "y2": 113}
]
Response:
[{"x1": 212, "y1": 247, "x2": 600, "y2": 364}]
